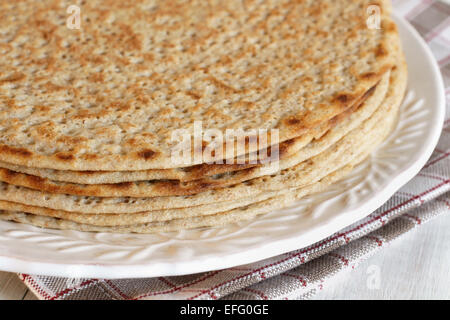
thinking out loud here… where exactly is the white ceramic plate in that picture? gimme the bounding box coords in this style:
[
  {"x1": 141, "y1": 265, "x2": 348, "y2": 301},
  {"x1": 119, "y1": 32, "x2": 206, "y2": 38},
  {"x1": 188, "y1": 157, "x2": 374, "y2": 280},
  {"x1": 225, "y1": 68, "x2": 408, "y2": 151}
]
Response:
[{"x1": 0, "y1": 15, "x2": 445, "y2": 279}]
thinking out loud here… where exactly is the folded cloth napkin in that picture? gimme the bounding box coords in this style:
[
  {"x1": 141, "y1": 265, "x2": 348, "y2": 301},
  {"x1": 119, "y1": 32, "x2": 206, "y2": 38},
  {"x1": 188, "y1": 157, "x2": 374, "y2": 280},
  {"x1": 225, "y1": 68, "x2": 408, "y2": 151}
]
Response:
[{"x1": 18, "y1": 0, "x2": 450, "y2": 300}]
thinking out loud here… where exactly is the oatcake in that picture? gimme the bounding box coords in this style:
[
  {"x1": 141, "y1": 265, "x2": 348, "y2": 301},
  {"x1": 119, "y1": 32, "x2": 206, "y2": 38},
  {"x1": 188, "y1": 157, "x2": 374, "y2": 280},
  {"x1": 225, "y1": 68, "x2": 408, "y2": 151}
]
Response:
[
  {"x1": 0, "y1": 115, "x2": 398, "y2": 233},
  {"x1": 0, "y1": 56, "x2": 407, "y2": 217},
  {"x1": 0, "y1": 0, "x2": 397, "y2": 170},
  {"x1": 0, "y1": 72, "x2": 390, "y2": 197},
  {"x1": 0, "y1": 65, "x2": 404, "y2": 232}
]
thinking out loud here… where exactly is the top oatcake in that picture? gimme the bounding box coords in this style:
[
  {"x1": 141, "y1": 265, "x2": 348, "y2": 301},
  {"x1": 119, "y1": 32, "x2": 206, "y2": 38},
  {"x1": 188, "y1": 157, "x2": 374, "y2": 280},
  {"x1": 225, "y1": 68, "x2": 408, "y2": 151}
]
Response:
[{"x1": 0, "y1": 0, "x2": 397, "y2": 170}]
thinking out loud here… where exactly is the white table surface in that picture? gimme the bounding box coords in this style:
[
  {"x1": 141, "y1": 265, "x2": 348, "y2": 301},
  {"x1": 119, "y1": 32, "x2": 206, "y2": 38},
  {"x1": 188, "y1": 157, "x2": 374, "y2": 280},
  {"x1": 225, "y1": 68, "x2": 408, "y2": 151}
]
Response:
[
  {"x1": 0, "y1": 212, "x2": 449, "y2": 300},
  {"x1": 313, "y1": 212, "x2": 450, "y2": 300}
]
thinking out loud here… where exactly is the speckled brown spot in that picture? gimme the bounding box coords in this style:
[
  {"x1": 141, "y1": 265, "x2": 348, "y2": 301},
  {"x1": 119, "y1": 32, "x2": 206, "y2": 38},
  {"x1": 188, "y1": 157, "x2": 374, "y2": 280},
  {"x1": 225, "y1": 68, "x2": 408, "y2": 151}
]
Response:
[
  {"x1": 110, "y1": 182, "x2": 133, "y2": 189},
  {"x1": 335, "y1": 94, "x2": 350, "y2": 104},
  {"x1": 287, "y1": 118, "x2": 301, "y2": 125},
  {"x1": 27, "y1": 174, "x2": 45, "y2": 185},
  {"x1": 4, "y1": 169, "x2": 18, "y2": 178},
  {"x1": 386, "y1": 21, "x2": 397, "y2": 33},
  {"x1": 0, "y1": 145, "x2": 32, "y2": 158},
  {"x1": 0, "y1": 72, "x2": 25, "y2": 84},
  {"x1": 82, "y1": 153, "x2": 100, "y2": 160},
  {"x1": 138, "y1": 149, "x2": 157, "y2": 160},
  {"x1": 375, "y1": 44, "x2": 387, "y2": 57},
  {"x1": 278, "y1": 138, "x2": 295, "y2": 157},
  {"x1": 55, "y1": 153, "x2": 75, "y2": 161}
]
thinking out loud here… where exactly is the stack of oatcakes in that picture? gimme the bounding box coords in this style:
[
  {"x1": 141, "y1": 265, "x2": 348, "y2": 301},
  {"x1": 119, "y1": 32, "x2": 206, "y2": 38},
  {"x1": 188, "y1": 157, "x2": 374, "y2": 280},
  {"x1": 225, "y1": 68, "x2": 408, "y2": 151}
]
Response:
[{"x1": 0, "y1": 0, "x2": 406, "y2": 233}]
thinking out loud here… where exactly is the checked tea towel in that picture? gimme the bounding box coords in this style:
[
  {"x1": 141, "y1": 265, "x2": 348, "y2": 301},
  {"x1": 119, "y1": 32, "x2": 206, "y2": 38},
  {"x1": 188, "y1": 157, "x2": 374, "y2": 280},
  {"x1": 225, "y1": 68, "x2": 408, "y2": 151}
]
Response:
[{"x1": 18, "y1": 0, "x2": 450, "y2": 300}]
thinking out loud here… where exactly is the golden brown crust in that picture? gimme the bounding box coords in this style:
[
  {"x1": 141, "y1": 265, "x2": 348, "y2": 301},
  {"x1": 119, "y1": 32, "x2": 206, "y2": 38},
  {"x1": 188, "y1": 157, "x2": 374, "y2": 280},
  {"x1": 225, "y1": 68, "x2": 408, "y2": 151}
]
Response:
[
  {"x1": 0, "y1": 71, "x2": 391, "y2": 198},
  {"x1": 0, "y1": 104, "x2": 399, "y2": 232},
  {"x1": 0, "y1": 0, "x2": 398, "y2": 170},
  {"x1": 0, "y1": 83, "x2": 380, "y2": 184},
  {"x1": 0, "y1": 53, "x2": 407, "y2": 215}
]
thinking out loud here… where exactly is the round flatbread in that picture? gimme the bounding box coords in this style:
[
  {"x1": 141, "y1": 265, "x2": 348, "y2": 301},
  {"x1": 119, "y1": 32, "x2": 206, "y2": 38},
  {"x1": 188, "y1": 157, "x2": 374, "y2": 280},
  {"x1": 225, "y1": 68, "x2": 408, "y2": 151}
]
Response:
[
  {"x1": 0, "y1": 56, "x2": 407, "y2": 217},
  {"x1": 0, "y1": 115, "x2": 398, "y2": 232},
  {"x1": 0, "y1": 0, "x2": 398, "y2": 170},
  {"x1": 0, "y1": 71, "x2": 390, "y2": 197}
]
